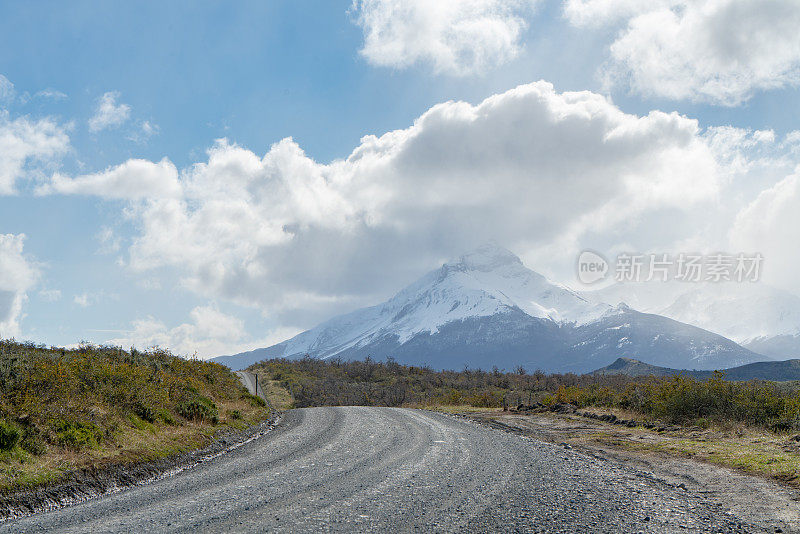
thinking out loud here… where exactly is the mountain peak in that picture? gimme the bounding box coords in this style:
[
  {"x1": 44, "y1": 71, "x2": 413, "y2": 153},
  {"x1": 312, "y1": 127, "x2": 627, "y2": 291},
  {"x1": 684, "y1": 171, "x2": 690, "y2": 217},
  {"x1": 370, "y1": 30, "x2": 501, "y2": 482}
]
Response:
[
  {"x1": 452, "y1": 242, "x2": 522, "y2": 272},
  {"x1": 217, "y1": 242, "x2": 764, "y2": 373}
]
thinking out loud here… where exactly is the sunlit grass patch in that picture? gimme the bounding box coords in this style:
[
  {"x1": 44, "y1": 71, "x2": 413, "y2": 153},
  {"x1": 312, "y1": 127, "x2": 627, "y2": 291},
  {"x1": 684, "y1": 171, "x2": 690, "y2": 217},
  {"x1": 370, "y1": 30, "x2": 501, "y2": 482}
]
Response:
[
  {"x1": 591, "y1": 426, "x2": 800, "y2": 484},
  {"x1": 0, "y1": 340, "x2": 270, "y2": 494}
]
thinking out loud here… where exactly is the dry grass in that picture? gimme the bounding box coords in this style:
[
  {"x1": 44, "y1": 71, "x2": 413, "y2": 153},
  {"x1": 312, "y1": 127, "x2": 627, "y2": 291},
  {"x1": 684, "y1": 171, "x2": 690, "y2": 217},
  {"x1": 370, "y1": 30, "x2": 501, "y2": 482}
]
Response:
[
  {"x1": 0, "y1": 341, "x2": 270, "y2": 494},
  {"x1": 264, "y1": 379, "x2": 294, "y2": 410},
  {"x1": 0, "y1": 399, "x2": 267, "y2": 494},
  {"x1": 522, "y1": 407, "x2": 800, "y2": 487},
  {"x1": 597, "y1": 428, "x2": 800, "y2": 484}
]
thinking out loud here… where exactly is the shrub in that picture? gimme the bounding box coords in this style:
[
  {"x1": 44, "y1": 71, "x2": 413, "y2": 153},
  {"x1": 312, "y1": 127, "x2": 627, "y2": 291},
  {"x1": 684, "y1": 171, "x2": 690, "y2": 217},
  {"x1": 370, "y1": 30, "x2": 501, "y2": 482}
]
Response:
[
  {"x1": 0, "y1": 420, "x2": 20, "y2": 451},
  {"x1": 243, "y1": 392, "x2": 266, "y2": 408},
  {"x1": 54, "y1": 421, "x2": 103, "y2": 450},
  {"x1": 19, "y1": 427, "x2": 46, "y2": 455},
  {"x1": 0, "y1": 340, "x2": 265, "y2": 468},
  {"x1": 229, "y1": 409, "x2": 242, "y2": 420},
  {"x1": 134, "y1": 403, "x2": 156, "y2": 424},
  {"x1": 157, "y1": 409, "x2": 177, "y2": 425},
  {"x1": 466, "y1": 390, "x2": 502, "y2": 408},
  {"x1": 177, "y1": 396, "x2": 219, "y2": 424},
  {"x1": 128, "y1": 414, "x2": 154, "y2": 432}
]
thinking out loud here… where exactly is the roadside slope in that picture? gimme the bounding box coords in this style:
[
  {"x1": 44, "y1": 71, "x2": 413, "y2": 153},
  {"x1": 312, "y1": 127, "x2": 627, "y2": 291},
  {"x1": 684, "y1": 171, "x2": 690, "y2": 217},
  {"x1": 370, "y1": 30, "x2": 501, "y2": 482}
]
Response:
[{"x1": 0, "y1": 341, "x2": 270, "y2": 497}]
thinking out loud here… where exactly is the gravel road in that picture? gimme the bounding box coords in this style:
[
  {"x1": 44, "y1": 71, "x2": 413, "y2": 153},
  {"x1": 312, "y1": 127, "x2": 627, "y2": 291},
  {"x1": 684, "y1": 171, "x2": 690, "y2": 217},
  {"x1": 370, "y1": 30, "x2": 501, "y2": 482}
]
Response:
[{"x1": 1, "y1": 407, "x2": 764, "y2": 533}]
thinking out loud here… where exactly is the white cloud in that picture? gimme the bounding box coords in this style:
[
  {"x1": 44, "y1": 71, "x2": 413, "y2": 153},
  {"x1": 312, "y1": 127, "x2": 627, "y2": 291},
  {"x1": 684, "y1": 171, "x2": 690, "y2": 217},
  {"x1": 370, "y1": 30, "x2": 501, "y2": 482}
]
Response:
[
  {"x1": 0, "y1": 234, "x2": 39, "y2": 338},
  {"x1": 140, "y1": 120, "x2": 157, "y2": 139},
  {"x1": 0, "y1": 111, "x2": 71, "y2": 195},
  {"x1": 731, "y1": 168, "x2": 800, "y2": 291},
  {"x1": 0, "y1": 75, "x2": 14, "y2": 102},
  {"x1": 38, "y1": 289, "x2": 62, "y2": 302},
  {"x1": 104, "y1": 305, "x2": 300, "y2": 358},
  {"x1": 352, "y1": 0, "x2": 538, "y2": 75},
  {"x1": 72, "y1": 291, "x2": 117, "y2": 308},
  {"x1": 96, "y1": 226, "x2": 121, "y2": 255},
  {"x1": 73, "y1": 293, "x2": 95, "y2": 308},
  {"x1": 563, "y1": 0, "x2": 679, "y2": 28},
  {"x1": 575, "y1": 0, "x2": 800, "y2": 105},
  {"x1": 65, "y1": 82, "x2": 722, "y2": 324},
  {"x1": 39, "y1": 158, "x2": 181, "y2": 199},
  {"x1": 142, "y1": 121, "x2": 157, "y2": 136},
  {"x1": 34, "y1": 88, "x2": 68, "y2": 101},
  {"x1": 127, "y1": 120, "x2": 159, "y2": 144},
  {"x1": 705, "y1": 126, "x2": 785, "y2": 175},
  {"x1": 88, "y1": 91, "x2": 131, "y2": 132}
]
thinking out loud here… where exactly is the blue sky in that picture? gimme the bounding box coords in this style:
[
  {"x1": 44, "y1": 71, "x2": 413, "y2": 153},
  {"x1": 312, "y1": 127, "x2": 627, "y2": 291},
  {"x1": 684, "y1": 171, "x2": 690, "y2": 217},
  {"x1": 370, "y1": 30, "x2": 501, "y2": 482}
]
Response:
[{"x1": 3, "y1": 0, "x2": 800, "y2": 356}]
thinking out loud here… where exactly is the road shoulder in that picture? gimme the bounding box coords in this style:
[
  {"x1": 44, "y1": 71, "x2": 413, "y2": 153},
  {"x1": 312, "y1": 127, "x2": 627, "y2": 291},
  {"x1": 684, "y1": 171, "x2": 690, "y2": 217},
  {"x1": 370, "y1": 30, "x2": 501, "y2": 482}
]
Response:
[{"x1": 460, "y1": 409, "x2": 800, "y2": 532}]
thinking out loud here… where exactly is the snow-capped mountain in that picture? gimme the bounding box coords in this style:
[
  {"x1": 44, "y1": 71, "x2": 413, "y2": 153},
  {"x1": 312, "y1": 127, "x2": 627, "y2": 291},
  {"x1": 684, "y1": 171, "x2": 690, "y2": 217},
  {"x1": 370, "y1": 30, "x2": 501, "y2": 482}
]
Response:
[
  {"x1": 587, "y1": 281, "x2": 800, "y2": 359},
  {"x1": 215, "y1": 243, "x2": 762, "y2": 373}
]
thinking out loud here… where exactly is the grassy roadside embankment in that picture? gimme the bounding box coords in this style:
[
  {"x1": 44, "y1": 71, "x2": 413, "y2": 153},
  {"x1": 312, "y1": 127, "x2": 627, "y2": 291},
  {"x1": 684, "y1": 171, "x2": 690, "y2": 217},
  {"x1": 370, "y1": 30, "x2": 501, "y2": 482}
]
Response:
[
  {"x1": 552, "y1": 405, "x2": 800, "y2": 485},
  {"x1": 0, "y1": 340, "x2": 269, "y2": 495},
  {"x1": 524, "y1": 376, "x2": 800, "y2": 484},
  {"x1": 251, "y1": 357, "x2": 800, "y2": 486}
]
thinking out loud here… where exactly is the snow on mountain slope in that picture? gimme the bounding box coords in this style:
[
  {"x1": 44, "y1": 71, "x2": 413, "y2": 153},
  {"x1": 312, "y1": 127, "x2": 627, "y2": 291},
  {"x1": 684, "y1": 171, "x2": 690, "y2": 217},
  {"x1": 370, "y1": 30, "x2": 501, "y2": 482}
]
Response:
[
  {"x1": 215, "y1": 243, "x2": 764, "y2": 372},
  {"x1": 278, "y1": 243, "x2": 609, "y2": 359},
  {"x1": 586, "y1": 281, "x2": 800, "y2": 357}
]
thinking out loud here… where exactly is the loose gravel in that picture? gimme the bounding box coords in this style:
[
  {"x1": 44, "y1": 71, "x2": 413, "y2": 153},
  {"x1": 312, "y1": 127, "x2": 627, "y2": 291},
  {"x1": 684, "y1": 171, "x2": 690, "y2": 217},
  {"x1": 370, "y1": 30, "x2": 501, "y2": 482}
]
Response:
[{"x1": 0, "y1": 407, "x2": 768, "y2": 533}]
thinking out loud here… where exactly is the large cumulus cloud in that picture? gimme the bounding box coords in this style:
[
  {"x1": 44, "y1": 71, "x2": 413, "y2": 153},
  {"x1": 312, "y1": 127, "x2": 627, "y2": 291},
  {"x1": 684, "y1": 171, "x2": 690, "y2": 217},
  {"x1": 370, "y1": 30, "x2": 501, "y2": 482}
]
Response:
[{"x1": 47, "y1": 82, "x2": 721, "y2": 324}]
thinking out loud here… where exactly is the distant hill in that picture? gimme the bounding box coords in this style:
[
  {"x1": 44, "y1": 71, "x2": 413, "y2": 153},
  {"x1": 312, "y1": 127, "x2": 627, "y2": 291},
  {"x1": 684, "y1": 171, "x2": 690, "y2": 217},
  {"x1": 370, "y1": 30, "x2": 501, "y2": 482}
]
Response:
[
  {"x1": 593, "y1": 357, "x2": 800, "y2": 381},
  {"x1": 591, "y1": 357, "x2": 702, "y2": 378}
]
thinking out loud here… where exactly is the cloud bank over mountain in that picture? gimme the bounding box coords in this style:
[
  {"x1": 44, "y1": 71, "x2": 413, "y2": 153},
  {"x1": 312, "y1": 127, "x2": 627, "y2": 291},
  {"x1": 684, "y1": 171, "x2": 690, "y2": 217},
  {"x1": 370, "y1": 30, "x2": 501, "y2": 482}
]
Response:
[{"x1": 44, "y1": 82, "x2": 722, "y2": 325}]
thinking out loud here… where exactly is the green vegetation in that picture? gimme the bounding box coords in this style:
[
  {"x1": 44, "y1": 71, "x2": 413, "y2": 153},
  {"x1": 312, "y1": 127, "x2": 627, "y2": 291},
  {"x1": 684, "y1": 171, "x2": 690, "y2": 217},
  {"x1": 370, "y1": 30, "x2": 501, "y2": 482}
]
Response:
[
  {"x1": 252, "y1": 356, "x2": 551, "y2": 408},
  {"x1": 0, "y1": 340, "x2": 270, "y2": 493},
  {"x1": 545, "y1": 372, "x2": 800, "y2": 431},
  {"x1": 0, "y1": 421, "x2": 20, "y2": 451},
  {"x1": 177, "y1": 396, "x2": 219, "y2": 424},
  {"x1": 54, "y1": 420, "x2": 104, "y2": 450},
  {"x1": 252, "y1": 357, "x2": 800, "y2": 431}
]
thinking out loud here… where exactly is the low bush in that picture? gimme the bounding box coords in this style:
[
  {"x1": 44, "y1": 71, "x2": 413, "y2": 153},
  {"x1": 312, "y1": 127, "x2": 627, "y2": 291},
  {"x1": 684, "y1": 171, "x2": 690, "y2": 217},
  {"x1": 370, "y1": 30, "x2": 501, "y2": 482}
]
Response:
[
  {"x1": 134, "y1": 403, "x2": 157, "y2": 424},
  {"x1": 19, "y1": 427, "x2": 46, "y2": 455},
  {"x1": 242, "y1": 392, "x2": 266, "y2": 407},
  {"x1": 157, "y1": 408, "x2": 177, "y2": 425},
  {"x1": 54, "y1": 421, "x2": 104, "y2": 450},
  {"x1": 177, "y1": 396, "x2": 219, "y2": 424},
  {"x1": 0, "y1": 420, "x2": 20, "y2": 451}
]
